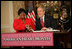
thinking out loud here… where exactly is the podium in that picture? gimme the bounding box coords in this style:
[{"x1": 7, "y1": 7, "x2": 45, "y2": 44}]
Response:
[{"x1": 1, "y1": 32, "x2": 54, "y2": 47}]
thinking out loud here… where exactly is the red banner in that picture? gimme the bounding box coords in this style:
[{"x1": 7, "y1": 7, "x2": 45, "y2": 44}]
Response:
[{"x1": 1, "y1": 32, "x2": 54, "y2": 46}]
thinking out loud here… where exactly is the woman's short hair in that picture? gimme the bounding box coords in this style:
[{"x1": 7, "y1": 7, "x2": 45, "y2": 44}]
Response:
[{"x1": 18, "y1": 8, "x2": 27, "y2": 16}]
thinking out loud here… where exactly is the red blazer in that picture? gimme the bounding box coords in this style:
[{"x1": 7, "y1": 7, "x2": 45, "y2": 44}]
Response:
[{"x1": 13, "y1": 18, "x2": 35, "y2": 33}]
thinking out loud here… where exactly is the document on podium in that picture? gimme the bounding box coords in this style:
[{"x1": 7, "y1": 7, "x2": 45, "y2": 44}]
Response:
[{"x1": 33, "y1": 30, "x2": 60, "y2": 32}]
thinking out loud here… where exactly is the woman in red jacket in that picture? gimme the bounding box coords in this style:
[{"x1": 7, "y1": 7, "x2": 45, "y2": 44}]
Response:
[{"x1": 13, "y1": 8, "x2": 35, "y2": 33}]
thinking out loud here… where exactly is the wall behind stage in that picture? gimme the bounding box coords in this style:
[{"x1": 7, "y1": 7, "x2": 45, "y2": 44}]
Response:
[
  {"x1": 1, "y1": 1, "x2": 25, "y2": 33},
  {"x1": 13, "y1": 1, "x2": 25, "y2": 19}
]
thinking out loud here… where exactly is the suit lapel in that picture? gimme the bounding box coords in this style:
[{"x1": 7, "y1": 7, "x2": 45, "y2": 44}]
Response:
[
  {"x1": 44, "y1": 15, "x2": 46, "y2": 27},
  {"x1": 39, "y1": 18, "x2": 42, "y2": 29}
]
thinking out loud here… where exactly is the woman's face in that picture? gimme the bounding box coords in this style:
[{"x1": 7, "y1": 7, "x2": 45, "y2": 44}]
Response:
[
  {"x1": 62, "y1": 10, "x2": 67, "y2": 19},
  {"x1": 20, "y1": 12, "x2": 26, "y2": 19}
]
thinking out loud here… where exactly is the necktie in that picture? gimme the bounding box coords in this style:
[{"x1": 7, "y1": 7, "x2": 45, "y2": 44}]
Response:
[{"x1": 41, "y1": 18, "x2": 44, "y2": 27}]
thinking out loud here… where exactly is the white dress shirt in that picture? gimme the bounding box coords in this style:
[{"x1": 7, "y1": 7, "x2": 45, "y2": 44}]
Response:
[{"x1": 40, "y1": 15, "x2": 45, "y2": 23}]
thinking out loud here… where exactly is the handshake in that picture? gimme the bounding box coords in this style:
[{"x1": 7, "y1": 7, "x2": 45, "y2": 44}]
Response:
[{"x1": 25, "y1": 24, "x2": 34, "y2": 32}]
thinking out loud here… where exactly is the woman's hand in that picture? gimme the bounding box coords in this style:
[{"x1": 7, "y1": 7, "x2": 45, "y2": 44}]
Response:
[{"x1": 25, "y1": 25, "x2": 33, "y2": 32}]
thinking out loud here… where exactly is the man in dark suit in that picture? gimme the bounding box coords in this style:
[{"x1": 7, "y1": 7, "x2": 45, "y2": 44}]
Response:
[
  {"x1": 35, "y1": 4, "x2": 63, "y2": 48},
  {"x1": 35, "y1": 4, "x2": 58, "y2": 31}
]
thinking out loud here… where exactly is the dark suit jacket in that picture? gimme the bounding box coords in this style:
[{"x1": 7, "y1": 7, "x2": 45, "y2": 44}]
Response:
[{"x1": 35, "y1": 14, "x2": 58, "y2": 30}]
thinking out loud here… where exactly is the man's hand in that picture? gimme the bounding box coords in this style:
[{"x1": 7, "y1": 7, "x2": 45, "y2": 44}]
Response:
[
  {"x1": 41, "y1": 27, "x2": 53, "y2": 31},
  {"x1": 46, "y1": 28, "x2": 51, "y2": 31},
  {"x1": 41, "y1": 27, "x2": 47, "y2": 31}
]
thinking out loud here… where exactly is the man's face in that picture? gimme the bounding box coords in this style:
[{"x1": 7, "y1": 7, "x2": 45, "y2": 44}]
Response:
[
  {"x1": 37, "y1": 7, "x2": 45, "y2": 18},
  {"x1": 20, "y1": 12, "x2": 26, "y2": 19}
]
